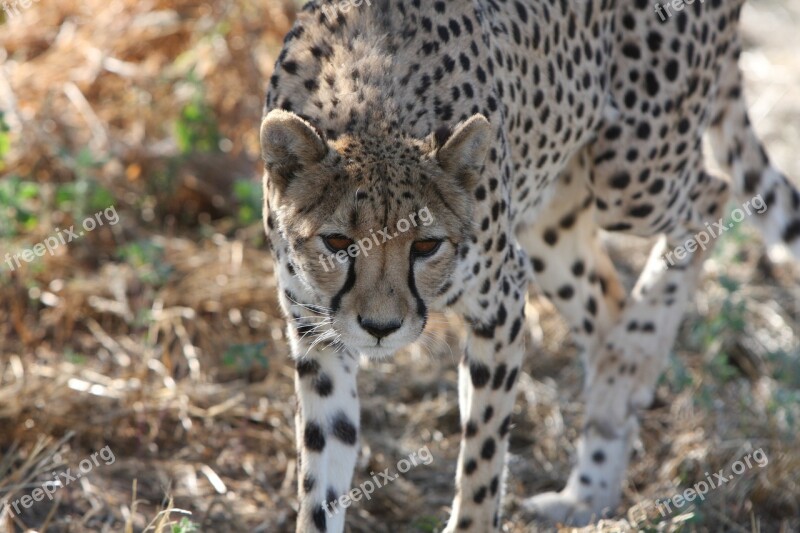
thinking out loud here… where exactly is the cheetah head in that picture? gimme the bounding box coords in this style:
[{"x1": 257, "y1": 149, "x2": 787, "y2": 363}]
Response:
[{"x1": 261, "y1": 109, "x2": 491, "y2": 358}]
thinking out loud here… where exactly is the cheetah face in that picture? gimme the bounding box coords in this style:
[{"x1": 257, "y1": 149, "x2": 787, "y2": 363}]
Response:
[{"x1": 262, "y1": 110, "x2": 491, "y2": 358}]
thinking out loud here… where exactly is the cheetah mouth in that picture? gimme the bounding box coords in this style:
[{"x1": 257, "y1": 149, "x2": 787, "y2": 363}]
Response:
[{"x1": 357, "y1": 343, "x2": 402, "y2": 360}]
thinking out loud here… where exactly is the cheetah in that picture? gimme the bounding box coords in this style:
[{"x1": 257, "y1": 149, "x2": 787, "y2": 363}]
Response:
[{"x1": 262, "y1": 0, "x2": 800, "y2": 530}]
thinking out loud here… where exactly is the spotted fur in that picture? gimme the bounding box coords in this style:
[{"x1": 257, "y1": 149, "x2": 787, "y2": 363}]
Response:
[{"x1": 262, "y1": 0, "x2": 800, "y2": 530}]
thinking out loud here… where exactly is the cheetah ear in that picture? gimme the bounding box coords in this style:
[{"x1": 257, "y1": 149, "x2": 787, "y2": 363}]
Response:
[
  {"x1": 435, "y1": 114, "x2": 492, "y2": 179},
  {"x1": 261, "y1": 109, "x2": 328, "y2": 192}
]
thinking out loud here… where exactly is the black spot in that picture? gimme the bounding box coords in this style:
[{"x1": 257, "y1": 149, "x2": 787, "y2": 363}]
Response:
[
  {"x1": 509, "y1": 318, "x2": 522, "y2": 344},
  {"x1": 296, "y1": 358, "x2": 321, "y2": 377},
  {"x1": 326, "y1": 487, "x2": 337, "y2": 508},
  {"x1": 592, "y1": 449, "x2": 606, "y2": 464},
  {"x1": 331, "y1": 412, "x2": 357, "y2": 445},
  {"x1": 647, "y1": 30, "x2": 663, "y2": 52},
  {"x1": 499, "y1": 415, "x2": 512, "y2": 437},
  {"x1": 470, "y1": 361, "x2": 491, "y2": 388},
  {"x1": 610, "y1": 172, "x2": 631, "y2": 189},
  {"x1": 559, "y1": 212, "x2": 577, "y2": 229},
  {"x1": 465, "y1": 421, "x2": 478, "y2": 438},
  {"x1": 628, "y1": 204, "x2": 654, "y2": 218},
  {"x1": 644, "y1": 71, "x2": 660, "y2": 96},
  {"x1": 530, "y1": 256, "x2": 545, "y2": 273},
  {"x1": 312, "y1": 506, "x2": 327, "y2": 531},
  {"x1": 557, "y1": 285, "x2": 575, "y2": 300},
  {"x1": 783, "y1": 219, "x2": 800, "y2": 242},
  {"x1": 496, "y1": 304, "x2": 507, "y2": 326},
  {"x1": 473, "y1": 486, "x2": 487, "y2": 503},
  {"x1": 490, "y1": 475, "x2": 499, "y2": 496},
  {"x1": 514, "y1": 1, "x2": 529, "y2": 23},
  {"x1": 305, "y1": 422, "x2": 326, "y2": 452},
  {"x1": 648, "y1": 179, "x2": 665, "y2": 195},
  {"x1": 282, "y1": 60, "x2": 299, "y2": 75},
  {"x1": 481, "y1": 438, "x2": 496, "y2": 460},
  {"x1": 505, "y1": 368, "x2": 518, "y2": 392},
  {"x1": 465, "y1": 459, "x2": 478, "y2": 475},
  {"x1": 543, "y1": 228, "x2": 559, "y2": 246},
  {"x1": 621, "y1": 43, "x2": 640, "y2": 59},
  {"x1": 492, "y1": 364, "x2": 507, "y2": 390},
  {"x1": 605, "y1": 125, "x2": 622, "y2": 140},
  {"x1": 314, "y1": 373, "x2": 334, "y2": 396}
]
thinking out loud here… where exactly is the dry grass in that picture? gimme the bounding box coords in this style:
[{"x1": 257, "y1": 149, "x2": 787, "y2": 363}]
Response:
[{"x1": 0, "y1": 0, "x2": 798, "y2": 531}]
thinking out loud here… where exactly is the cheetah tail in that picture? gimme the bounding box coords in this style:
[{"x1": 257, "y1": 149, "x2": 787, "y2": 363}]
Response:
[{"x1": 707, "y1": 69, "x2": 800, "y2": 262}]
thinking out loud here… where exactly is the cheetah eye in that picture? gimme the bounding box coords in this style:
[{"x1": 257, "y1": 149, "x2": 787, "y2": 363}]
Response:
[
  {"x1": 322, "y1": 234, "x2": 354, "y2": 253},
  {"x1": 411, "y1": 239, "x2": 443, "y2": 258}
]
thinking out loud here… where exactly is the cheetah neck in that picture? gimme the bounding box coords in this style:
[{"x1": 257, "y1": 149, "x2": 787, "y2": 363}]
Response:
[
  {"x1": 272, "y1": 0, "x2": 469, "y2": 141},
  {"x1": 312, "y1": 32, "x2": 401, "y2": 138}
]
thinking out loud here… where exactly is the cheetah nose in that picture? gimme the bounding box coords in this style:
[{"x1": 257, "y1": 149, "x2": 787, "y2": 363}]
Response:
[{"x1": 357, "y1": 315, "x2": 402, "y2": 339}]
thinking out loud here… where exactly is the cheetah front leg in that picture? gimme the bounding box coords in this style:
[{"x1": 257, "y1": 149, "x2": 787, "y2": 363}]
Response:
[
  {"x1": 515, "y1": 152, "x2": 630, "y2": 524},
  {"x1": 525, "y1": 171, "x2": 730, "y2": 525},
  {"x1": 444, "y1": 262, "x2": 529, "y2": 532},
  {"x1": 524, "y1": 235, "x2": 700, "y2": 525},
  {"x1": 293, "y1": 349, "x2": 360, "y2": 532},
  {"x1": 281, "y1": 289, "x2": 361, "y2": 533}
]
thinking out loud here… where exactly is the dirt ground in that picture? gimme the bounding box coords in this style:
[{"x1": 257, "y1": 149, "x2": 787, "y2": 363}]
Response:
[{"x1": 0, "y1": 1, "x2": 798, "y2": 532}]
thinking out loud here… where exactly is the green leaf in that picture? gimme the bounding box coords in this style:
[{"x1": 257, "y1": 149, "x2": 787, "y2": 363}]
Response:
[
  {"x1": 0, "y1": 111, "x2": 10, "y2": 169},
  {"x1": 171, "y1": 517, "x2": 199, "y2": 533}
]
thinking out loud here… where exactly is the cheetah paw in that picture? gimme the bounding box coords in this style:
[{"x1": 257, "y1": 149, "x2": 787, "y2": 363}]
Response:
[{"x1": 520, "y1": 491, "x2": 601, "y2": 527}]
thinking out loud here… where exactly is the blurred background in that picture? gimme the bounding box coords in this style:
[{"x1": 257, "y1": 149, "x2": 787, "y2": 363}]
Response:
[{"x1": 0, "y1": 0, "x2": 798, "y2": 531}]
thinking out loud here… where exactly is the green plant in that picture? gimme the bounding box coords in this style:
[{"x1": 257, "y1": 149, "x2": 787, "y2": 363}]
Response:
[
  {"x1": 171, "y1": 517, "x2": 199, "y2": 533},
  {"x1": 116, "y1": 240, "x2": 172, "y2": 286},
  {"x1": 51, "y1": 147, "x2": 115, "y2": 225},
  {"x1": 233, "y1": 179, "x2": 263, "y2": 225},
  {"x1": 0, "y1": 177, "x2": 40, "y2": 237},
  {"x1": 0, "y1": 111, "x2": 10, "y2": 170},
  {"x1": 662, "y1": 353, "x2": 693, "y2": 394},
  {"x1": 411, "y1": 515, "x2": 442, "y2": 532},
  {"x1": 65, "y1": 350, "x2": 88, "y2": 365},
  {"x1": 174, "y1": 77, "x2": 221, "y2": 154},
  {"x1": 222, "y1": 341, "x2": 268, "y2": 372}
]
